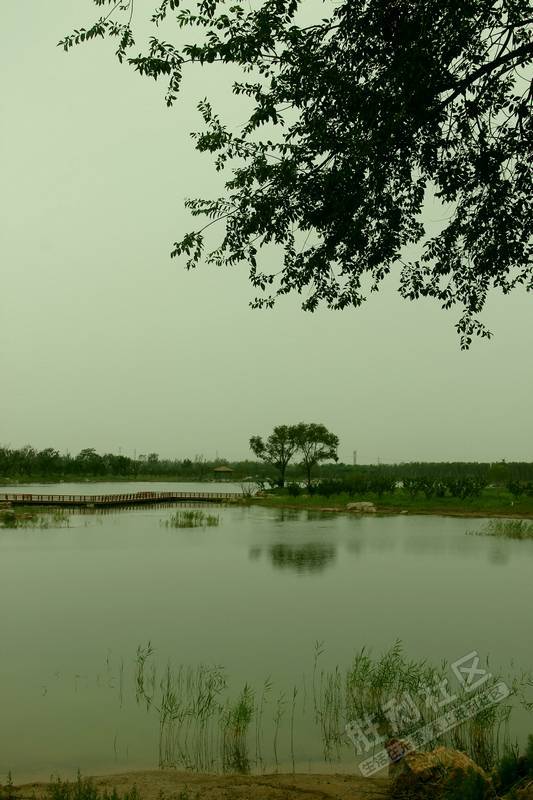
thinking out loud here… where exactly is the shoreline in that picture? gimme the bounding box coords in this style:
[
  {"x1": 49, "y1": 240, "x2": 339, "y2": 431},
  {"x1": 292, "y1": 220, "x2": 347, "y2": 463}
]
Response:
[
  {"x1": 249, "y1": 498, "x2": 533, "y2": 519},
  {"x1": 1, "y1": 478, "x2": 532, "y2": 520},
  {"x1": 6, "y1": 769, "x2": 390, "y2": 800}
]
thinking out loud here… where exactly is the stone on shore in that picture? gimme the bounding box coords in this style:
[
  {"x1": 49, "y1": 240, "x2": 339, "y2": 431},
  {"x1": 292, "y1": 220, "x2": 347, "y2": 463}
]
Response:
[
  {"x1": 516, "y1": 780, "x2": 533, "y2": 799},
  {"x1": 346, "y1": 501, "x2": 377, "y2": 513},
  {"x1": 389, "y1": 746, "x2": 495, "y2": 799}
]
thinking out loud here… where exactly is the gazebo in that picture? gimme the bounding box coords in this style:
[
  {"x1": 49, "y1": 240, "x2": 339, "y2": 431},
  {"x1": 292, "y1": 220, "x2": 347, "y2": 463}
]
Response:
[{"x1": 212, "y1": 465, "x2": 234, "y2": 479}]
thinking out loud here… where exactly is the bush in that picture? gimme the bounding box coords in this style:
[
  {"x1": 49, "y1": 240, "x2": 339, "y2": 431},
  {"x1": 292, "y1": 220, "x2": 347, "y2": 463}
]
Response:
[
  {"x1": 493, "y1": 735, "x2": 533, "y2": 794},
  {"x1": 286, "y1": 483, "x2": 302, "y2": 497},
  {"x1": 48, "y1": 775, "x2": 140, "y2": 800}
]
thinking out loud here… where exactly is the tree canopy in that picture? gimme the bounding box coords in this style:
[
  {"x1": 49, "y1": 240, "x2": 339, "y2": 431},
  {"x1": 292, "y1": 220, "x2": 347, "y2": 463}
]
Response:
[
  {"x1": 250, "y1": 425, "x2": 300, "y2": 486},
  {"x1": 62, "y1": 1, "x2": 532, "y2": 347},
  {"x1": 249, "y1": 422, "x2": 339, "y2": 486},
  {"x1": 293, "y1": 422, "x2": 339, "y2": 487}
]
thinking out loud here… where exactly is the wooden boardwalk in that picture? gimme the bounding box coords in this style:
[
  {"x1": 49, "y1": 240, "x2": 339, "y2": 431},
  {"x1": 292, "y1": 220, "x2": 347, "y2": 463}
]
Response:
[{"x1": 0, "y1": 491, "x2": 243, "y2": 509}]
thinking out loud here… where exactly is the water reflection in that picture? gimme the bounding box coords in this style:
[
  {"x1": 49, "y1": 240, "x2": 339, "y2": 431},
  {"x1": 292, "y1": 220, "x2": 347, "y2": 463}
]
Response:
[
  {"x1": 345, "y1": 538, "x2": 366, "y2": 557},
  {"x1": 273, "y1": 508, "x2": 305, "y2": 524},
  {"x1": 488, "y1": 542, "x2": 511, "y2": 565},
  {"x1": 251, "y1": 542, "x2": 337, "y2": 574}
]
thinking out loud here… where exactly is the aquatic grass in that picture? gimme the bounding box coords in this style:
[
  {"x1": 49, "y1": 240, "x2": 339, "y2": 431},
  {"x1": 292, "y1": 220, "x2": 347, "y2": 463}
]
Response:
[
  {"x1": 48, "y1": 774, "x2": 140, "y2": 800},
  {"x1": 494, "y1": 735, "x2": 533, "y2": 795},
  {"x1": 314, "y1": 641, "x2": 516, "y2": 772},
  {"x1": 0, "y1": 507, "x2": 70, "y2": 529},
  {"x1": 126, "y1": 642, "x2": 528, "y2": 775},
  {"x1": 468, "y1": 519, "x2": 533, "y2": 539},
  {"x1": 0, "y1": 771, "x2": 14, "y2": 800},
  {"x1": 254, "y1": 678, "x2": 272, "y2": 771},
  {"x1": 162, "y1": 510, "x2": 220, "y2": 529},
  {"x1": 290, "y1": 686, "x2": 298, "y2": 773},
  {"x1": 221, "y1": 684, "x2": 255, "y2": 773},
  {"x1": 272, "y1": 692, "x2": 286, "y2": 771}
]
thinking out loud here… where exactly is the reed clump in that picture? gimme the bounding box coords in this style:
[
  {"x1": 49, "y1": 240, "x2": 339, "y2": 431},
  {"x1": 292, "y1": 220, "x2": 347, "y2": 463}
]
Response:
[
  {"x1": 314, "y1": 640, "x2": 515, "y2": 772},
  {"x1": 123, "y1": 641, "x2": 528, "y2": 776},
  {"x1": 493, "y1": 734, "x2": 533, "y2": 795},
  {"x1": 134, "y1": 644, "x2": 254, "y2": 773},
  {"x1": 468, "y1": 519, "x2": 533, "y2": 539},
  {"x1": 162, "y1": 510, "x2": 219, "y2": 529},
  {"x1": 48, "y1": 774, "x2": 140, "y2": 800},
  {"x1": 0, "y1": 508, "x2": 70, "y2": 529}
]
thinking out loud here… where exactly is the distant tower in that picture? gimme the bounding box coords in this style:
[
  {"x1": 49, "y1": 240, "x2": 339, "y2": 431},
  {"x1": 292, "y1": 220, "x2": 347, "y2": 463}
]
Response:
[{"x1": 353, "y1": 450, "x2": 357, "y2": 466}]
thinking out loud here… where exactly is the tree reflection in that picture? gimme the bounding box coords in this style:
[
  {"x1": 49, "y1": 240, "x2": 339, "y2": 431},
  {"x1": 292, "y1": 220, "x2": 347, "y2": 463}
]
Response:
[{"x1": 268, "y1": 542, "x2": 336, "y2": 574}]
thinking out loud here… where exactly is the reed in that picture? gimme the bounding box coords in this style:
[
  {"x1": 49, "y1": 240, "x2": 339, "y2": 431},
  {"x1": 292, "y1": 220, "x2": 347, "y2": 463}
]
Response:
[
  {"x1": 162, "y1": 511, "x2": 220, "y2": 529},
  {"x1": 48, "y1": 774, "x2": 139, "y2": 800},
  {"x1": 254, "y1": 678, "x2": 272, "y2": 771},
  {"x1": 468, "y1": 518, "x2": 533, "y2": 539},
  {"x1": 0, "y1": 508, "x2": 70, "y2": 529},
  {"x1": 272, "y1": 692, "x2": 286, "y2": 771},
  {"x1": 221, "y1": 684, "x2": 255, "y2": 773},
  {"x1": 314, "y1": 640, "x2": 515, "y2": 772},
  {"x1": 127, "y1": 641, "x2": 527, "y2": 776}
]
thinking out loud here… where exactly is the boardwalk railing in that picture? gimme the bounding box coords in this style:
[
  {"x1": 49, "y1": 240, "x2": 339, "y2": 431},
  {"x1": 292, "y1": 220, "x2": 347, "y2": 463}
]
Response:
[{"x1": 0, "y1": 491, "x2": 243, "y2": 508}]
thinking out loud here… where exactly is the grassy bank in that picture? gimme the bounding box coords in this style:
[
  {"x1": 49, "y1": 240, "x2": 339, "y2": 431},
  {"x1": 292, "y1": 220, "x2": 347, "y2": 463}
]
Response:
[{"x1": 251, "y1": 487, "x2": 533, "y2": 518}]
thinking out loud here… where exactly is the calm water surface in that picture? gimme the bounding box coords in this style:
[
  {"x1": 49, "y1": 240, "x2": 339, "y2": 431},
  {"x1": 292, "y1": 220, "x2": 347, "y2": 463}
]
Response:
[{"x1": 1, "y1": 482, "x2": 532, "y2": 780}]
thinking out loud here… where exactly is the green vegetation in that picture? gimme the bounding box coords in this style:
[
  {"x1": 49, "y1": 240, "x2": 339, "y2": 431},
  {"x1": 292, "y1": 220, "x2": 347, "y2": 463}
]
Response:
[
  {"x1": 256, "y1": 485, "x2": 533, "y2": 518},
  {"x1": 0, "y1": 507, "x2": 70, "y2": 529},
  {"x1": 295, "y1": 424, "x2": 340, "y2": 490},
  {"x1": 48, "y1": 775, "x2": 140, "y2": 800},
  {"x1": 2, "y1": 444, "x2": 533, "y2": 518},
  {"x1": 63, "y1": 1, "x2": 531, "y2": 346},
  {"x1": 493, "y1": 735, "x2": 533, "y2": 796},
  {"x1": 314, "y1": 640, "x2": 514, "y2": 773},
  {"x1": 2, "y1": 444, "x2": 533, "y2": 490},
  {"x1": 250, "y1": 426, "x2": 301, "y2": 489},
  {"x1": 0, "y1": 445, "x2": 242, "y2": 483},
  {"x1": 469, "y1": 519, "x2": 533, "y2": 540},
  {"x1": 250, "y1": 423, "x2": 339, "y2": 488},
  {"x1": 134, "y1": 644, "x2": 258, "y2": 773},
  {"x1": 0, "y1": 771, "x2": 14, "y2": 800},
  {"x1": 128, "y1": 641, "x2": 528, "y2": 777},
  {"x1": 162, "y1": 510, "x2": 220, "y2": 528}
]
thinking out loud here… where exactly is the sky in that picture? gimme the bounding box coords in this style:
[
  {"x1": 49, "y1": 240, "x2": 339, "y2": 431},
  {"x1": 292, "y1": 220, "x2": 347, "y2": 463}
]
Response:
[{"x1": 1, "y1": 1, "x2": 531, "y2": 465}]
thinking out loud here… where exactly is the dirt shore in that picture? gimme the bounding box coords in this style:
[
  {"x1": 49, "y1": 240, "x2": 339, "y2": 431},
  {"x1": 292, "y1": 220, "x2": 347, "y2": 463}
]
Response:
[{"x1": 10, "y1": 771, "x2": 390, "y2": 800}]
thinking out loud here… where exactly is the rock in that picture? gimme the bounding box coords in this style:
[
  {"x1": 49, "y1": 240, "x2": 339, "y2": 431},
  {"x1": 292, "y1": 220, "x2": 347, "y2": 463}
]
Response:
[
  {"x1": 346, "y1": 501, "x2": 377, "y2": 513},
  {"x1": 386, "y1": 738, "x2": 415, "y2": 778},
  {"x1": 517, "y1": 781, "x2": 533, "y2": 799},
  {"x1": 390, "y1": 746, "x2": 495, "y2": 799}
]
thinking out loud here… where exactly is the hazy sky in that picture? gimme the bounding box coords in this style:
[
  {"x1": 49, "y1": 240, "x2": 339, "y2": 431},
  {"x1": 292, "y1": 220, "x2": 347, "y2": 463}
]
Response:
[{"x1": 1, "y1": 2, "x2": 531, "y2": 464}]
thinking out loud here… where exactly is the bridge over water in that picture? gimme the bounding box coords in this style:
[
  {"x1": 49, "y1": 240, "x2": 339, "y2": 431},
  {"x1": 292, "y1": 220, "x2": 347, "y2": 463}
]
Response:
[{"x1": 0, "y1": 491, "x2": 243, "y2": 509}]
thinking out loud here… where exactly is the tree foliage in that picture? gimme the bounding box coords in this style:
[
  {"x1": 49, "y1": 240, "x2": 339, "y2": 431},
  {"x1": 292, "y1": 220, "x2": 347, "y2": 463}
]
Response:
[
  {"x1": 293, "y1": 422, "x2": 339, "y2": 487},
  {"x1": 250, "y1": 422, "x2": 339, "y2": 486},
  {"x1": 249, "y1": 425, "x2": 300, "y2": 486},
  {"x1": 61, "y1": 0, "x2": 532, "y2": 346}
]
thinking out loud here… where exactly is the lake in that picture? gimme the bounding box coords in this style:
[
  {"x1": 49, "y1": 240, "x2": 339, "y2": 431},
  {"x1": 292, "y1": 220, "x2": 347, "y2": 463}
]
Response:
[{"x1": 1, "y1": 482, "x2": 532, "y2": 781}]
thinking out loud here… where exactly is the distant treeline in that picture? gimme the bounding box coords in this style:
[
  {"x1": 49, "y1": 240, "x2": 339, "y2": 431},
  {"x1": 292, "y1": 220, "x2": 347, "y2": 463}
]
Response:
[
  {"x1": 1, "y1": 446, "x2": 532, "y2": 487},
  {"x1": 319, "y1": 461, "x2": 533, "y2": 482},
  {"x1": 0, "y1": 446, "x2": 266, "y2": 481}
]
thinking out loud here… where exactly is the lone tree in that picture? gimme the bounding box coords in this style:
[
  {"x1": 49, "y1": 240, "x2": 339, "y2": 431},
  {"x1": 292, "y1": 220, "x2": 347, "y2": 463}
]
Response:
[
  {"x1": 250, "y1": 425, "x2": 300, "y2": 487},
  {"x1": 61, "y1": 1, "x2": 532, "y2": 347},
  {"x1": 294, "y1": 422, "x2": 339, "y2": 488}
]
